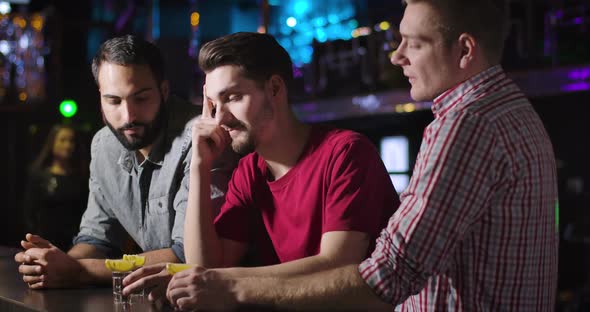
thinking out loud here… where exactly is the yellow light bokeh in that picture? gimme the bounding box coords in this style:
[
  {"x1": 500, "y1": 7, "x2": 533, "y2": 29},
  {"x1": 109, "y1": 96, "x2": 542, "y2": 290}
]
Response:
[
  {"x1": 190, "y1": 12, "x2": 200, "y2": 26},
  {"x1": 31, "y1": 14, "x2": 44, "y2": 31},
  {"x1": 403, "y1": 103, "x2": 416, "y2": 113},
  {"x1": 13, "y1": 16, "x2": 26, "y2": 28},
  {"x1": 379, "y1": 21, "x2": 390, "y2": 31},
  {"x1": 19, "y1": 92, "x2": 27, "y2": 101}
]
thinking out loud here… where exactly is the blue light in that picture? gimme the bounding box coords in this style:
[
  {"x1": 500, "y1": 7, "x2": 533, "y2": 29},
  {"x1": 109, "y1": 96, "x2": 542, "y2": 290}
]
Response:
[
  {"x1": 348, "y1": 19, "x2": 358, "y2": 29},
  {"x1": 315, "y1": 28, "x2": 327, "y2": 42},
  {"x1": 313, "y1": 17, "x2": 327, "y2": 27},
  {"x1": 279, "y1": 38, "x2": 292, "y2": 50},
  {"x1": 293, "y1": 34, "x2": 309, "y2": 46},
  {"x1": 280, "y1": 24, "x2": 293, "y2": 35},
  {"x1": 294, "y1": 1, "x2": 310, "y2": 16},
  {"x1": 340, "y1": 5, "x2": 355, "y2": 19},
  {"x1": 286, "y1": 17, "x2": 297, "y2": 27},
  {"x1": 300, "y1": 46, "x2": 313, "y2": 63},
  {"x1": 328, "y1": 14, "x2": 340, "y2": 24}
]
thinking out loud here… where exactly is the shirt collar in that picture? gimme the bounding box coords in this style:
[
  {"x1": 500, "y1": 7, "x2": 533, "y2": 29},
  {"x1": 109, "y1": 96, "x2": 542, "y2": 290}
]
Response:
[{"x1": 431, "y1": 65, "x2": 505, "y2": 118}]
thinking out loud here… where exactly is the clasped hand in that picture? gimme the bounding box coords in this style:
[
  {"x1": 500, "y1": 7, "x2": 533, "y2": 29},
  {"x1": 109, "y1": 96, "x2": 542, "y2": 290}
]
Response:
[{"x1": 14, "y1": 233, "x2": 82, "y2": 289}]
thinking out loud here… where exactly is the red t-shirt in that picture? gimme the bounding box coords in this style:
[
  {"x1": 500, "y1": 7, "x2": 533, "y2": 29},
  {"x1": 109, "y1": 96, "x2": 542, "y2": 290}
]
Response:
[{"x1": 214, "y1": 126, "x2": 400, "y2": 264}]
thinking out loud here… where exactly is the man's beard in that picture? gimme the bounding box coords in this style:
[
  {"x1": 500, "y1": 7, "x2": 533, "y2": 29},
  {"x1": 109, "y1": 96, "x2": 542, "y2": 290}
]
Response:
[
  {"x1": 230, "y1": 127, "x2": 256, "y2": 155},
  {"x1": 227, "y1": 97, "x2": 273, "y2": 155},
  {"x1": 105, "y1": 96, "x2": 167, "y2": 151}
]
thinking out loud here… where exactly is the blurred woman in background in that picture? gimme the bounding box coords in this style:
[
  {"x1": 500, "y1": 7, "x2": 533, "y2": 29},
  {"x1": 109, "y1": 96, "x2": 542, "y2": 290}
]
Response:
[{"x1": 23, "y1": 124, "x2": 88, "y2": 251}]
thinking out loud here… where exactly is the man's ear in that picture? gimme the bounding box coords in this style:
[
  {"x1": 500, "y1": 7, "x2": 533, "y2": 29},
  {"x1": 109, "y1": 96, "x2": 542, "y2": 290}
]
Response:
[
  {"x1": 160, "y1": 80, "x2": 170, "y2": 101},
  {"x1": 458, "y1": 33, "x2": 477, "y2": 69},
  {"x1": 267, "y1": 74, "x2": 285, "y2": 99}
]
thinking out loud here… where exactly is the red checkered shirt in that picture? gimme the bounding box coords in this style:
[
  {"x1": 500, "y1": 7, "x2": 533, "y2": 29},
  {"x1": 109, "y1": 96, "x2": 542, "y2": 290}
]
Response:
[{"x1": 359, "y1": 65, "x2": 559, "y2": 311}]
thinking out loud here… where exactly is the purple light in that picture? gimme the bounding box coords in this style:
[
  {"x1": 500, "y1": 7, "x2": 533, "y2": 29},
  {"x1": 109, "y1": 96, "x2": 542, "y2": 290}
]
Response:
[
  {"x1": 555, "y1": 10, "x2": 564, "y2": 19},
  {"x1": 573, "y1": 17, "x2": 583, "y2": 25},
  {"x1": 567, "y1": 69, "x2": 590, "y2": 80},
  {"x1": 561, "y1": 82, "x2": 590, "y2": 92},
  {"x1": 300, "y1": 103, "x2": 317, "y2": 112},
  {"x1": 292, "y1": 66, "x2": 303, "y2": 78}
]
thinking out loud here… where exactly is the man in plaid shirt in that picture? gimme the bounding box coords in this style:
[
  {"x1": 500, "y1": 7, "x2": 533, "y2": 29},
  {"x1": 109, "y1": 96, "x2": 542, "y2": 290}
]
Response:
[{"x1": 162, "y1": 1, "x2": 559, "y2": 310}]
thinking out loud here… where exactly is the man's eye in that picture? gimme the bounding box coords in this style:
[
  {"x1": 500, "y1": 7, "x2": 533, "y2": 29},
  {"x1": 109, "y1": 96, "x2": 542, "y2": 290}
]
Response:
[{"x1": 229, "y1": 95, "x2": 242, "y2": 102}]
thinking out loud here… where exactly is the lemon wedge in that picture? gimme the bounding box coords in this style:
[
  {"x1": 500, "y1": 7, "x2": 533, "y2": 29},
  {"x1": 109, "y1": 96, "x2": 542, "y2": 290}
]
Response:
[
  {"x1": 165, "y1": 263, "x2": 195, "y2": 275},
  {"x1": 123, "y1": 254, "x2": 146, "y2": 269},
  {"x1": 105, "y1": 259, "x2": 135, "y2": 272}
]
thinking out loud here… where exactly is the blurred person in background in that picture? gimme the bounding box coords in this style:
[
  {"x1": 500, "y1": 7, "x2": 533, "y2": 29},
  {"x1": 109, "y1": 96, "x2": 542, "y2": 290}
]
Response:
[{"x1": 23, "y1": 124, "x2": 88, "y2": 251}]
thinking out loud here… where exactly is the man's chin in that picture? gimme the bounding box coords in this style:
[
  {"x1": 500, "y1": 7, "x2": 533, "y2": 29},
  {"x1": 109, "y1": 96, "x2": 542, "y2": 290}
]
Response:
[{"x1": 231, "y1": 141, "x2": 255, "y2": 155}]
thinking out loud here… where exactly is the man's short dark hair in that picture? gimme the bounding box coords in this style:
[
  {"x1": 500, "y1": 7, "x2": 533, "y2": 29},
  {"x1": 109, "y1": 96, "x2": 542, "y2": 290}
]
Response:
[
  {"x1": 402, "y1": 0, "x2": 509, "y2": 63},
  {"x1": 198, "y1": 32, "x2": 293, "y2": 91},
  {"x1": 91, "y1": 34, "x2": 166, "y2": 86}
]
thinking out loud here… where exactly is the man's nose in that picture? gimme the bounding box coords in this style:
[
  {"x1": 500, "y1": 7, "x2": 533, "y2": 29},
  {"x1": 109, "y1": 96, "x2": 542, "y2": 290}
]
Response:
[
  {"x1": 390, "y1": 44, "x2": 408, "y2": 66},
  {"x1": 122, "y1": 101, "x2": 138, "y2": 123},
  {"x1": 214, "y1": 105, "x2": 227, "y2": 125}
]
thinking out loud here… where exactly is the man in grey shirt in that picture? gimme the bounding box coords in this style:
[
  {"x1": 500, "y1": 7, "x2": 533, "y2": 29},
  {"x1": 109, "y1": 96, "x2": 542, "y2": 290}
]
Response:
[{"x1": 14, "y1": 35, "x2": 237, "y2": 289}]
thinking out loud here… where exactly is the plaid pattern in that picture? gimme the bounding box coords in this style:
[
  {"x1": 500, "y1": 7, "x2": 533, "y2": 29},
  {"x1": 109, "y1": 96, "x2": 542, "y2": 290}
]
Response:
[{"x1": 359, "y1": 66, "x2": 559, "y2": 311}]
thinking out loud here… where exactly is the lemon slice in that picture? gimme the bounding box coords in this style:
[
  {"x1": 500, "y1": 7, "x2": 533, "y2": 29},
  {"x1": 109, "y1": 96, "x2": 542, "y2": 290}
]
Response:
[
  {"x1": 105, "y1": 259, "x2": 135, "y2": 272},
  {"x1": 165, "y1": 263, "x2": 195, "y2": 275},
  {"x1": 123, "y1": 254, "x2": 146, "y2": 269}
]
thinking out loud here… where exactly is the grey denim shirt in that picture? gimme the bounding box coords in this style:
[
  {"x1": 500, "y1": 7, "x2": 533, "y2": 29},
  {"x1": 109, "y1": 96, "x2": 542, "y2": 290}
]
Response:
[{"x1": 74, "y1": 96, "x2": 238, "y2": 261}]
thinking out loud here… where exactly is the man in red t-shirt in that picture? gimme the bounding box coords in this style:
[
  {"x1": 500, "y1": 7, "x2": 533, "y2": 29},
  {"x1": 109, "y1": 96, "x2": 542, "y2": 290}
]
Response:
[{"x1": 123, "y1": 32, "x2": 399, "y2": 309}]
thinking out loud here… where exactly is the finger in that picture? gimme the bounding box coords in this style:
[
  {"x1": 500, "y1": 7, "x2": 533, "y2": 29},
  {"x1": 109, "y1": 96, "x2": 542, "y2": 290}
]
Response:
[
  {"x1": 123, "y1": 272, "x2": 170, "y2": 296},
  {"x1": 23, "y1": 273, "x2": 44, "y2": 284},
  {"x1": 19, "y1": 264, "x2": 43, "y2": 275},
  {"x1": 25, "y1": 234, "x2": 53, "y2": 248},
  {"x1": 23, "y1": 249, "x2": 48, "y2": 266},
  {"x1": 174, "y1": 266, "x2": 206, "y2": 279},
  {"x1": 14, "y1": 251, "x2": 28, "y2": 263},
  {"x1": 166, "y1": 286, "x2": 190, "y2": 307},
  {"x1": 176, "y1": 297, "x2": 198, "y2": 311},
  {"x1": 21, "y1": 240, "x2": 38, "y2": 250},
  {"x1": 203, "y1": 127, "x2": 230, "y2": 152},
  {"x1": 123, "y1": 264, "x2": 165, "y2": 286},
  {"x1": 18, "y1": 253, "x2": 38, "y2": 264},
  {"x1": 28, "y1": 281, "x2": 45, "y2": 289},
  {"x1": 147, "y1": 283, "x2": 168, "y2": 302},
  {"x1": 201, "y1": 85, "x2": 213, "y2": 118}
]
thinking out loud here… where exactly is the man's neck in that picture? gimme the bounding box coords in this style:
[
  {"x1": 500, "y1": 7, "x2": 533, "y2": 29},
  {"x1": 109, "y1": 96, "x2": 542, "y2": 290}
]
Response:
[{"x1": 258, "y1": 116, "x2": 311, "y2": 181}]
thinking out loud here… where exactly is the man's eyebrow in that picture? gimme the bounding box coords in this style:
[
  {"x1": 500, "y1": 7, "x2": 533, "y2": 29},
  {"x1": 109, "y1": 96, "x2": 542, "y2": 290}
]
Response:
[
  {"x1": 102, "y1": 87, "x2": 153, "y2": 99},
  {"x1": 400, "y1": 32, "x2": 432, "y2": 42},
  {"x1": 206, "y1": 85, "x2": 241, "y2": 101}
]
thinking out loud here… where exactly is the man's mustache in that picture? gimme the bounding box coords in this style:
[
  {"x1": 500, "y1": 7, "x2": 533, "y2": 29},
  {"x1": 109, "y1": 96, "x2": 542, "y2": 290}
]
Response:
[{"x1": 119, "y1": 122, "x2": 147, "y2": 131}]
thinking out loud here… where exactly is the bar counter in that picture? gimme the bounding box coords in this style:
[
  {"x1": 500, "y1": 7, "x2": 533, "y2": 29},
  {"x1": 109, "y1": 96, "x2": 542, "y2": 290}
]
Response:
[{"x1": 0, "y1": 246, "x2": 167, "y2": 312}]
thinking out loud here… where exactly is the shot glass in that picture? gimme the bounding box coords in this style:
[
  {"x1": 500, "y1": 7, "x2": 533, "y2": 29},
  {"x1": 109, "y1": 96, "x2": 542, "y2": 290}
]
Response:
[{"x1": 112, "y1": 271, "x2": 131, "y2": 304}]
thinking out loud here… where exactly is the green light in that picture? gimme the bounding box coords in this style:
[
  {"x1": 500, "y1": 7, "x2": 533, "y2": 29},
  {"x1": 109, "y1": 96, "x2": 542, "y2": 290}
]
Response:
[{"x1": 59, "y1": 99, "x2": 78, "y2": 118}]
